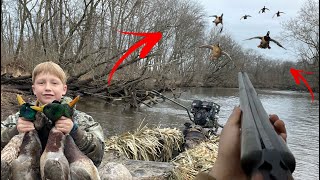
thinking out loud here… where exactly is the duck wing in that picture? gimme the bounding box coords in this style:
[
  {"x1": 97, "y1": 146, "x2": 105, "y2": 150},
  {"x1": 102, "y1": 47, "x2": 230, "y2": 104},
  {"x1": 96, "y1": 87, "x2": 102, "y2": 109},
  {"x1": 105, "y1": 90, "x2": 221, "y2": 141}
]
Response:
[
  {"x1": 11, "y1": 131, "x2": 42, "y2": 180},
  {"x1": 243, "y1": 36, "x2": 263, "y2": 41},
  {"x1": 65, "y1": 135, "x2": 101, "y2": 180},
  {"x1": 270, "y1": 38, "x2": 287, "y2": 49},
  {"x1": 209, "y1": 15, "x2": 217, "y2": 18},
  {"x1": 272, "y1": 13, "x2": 277, "y2": 18},
  {"x1": 221, "y1": 51, "x2": 233, "y2": 61},
  {"x1": 199, "y1": 45, "x2": 213, "y2": 49},
  {"x1": 247, "y1": 15, "x2": 252, "y2": 17},
  {"x1": 219, "y1": 26, "x2": 223, "y2": 33},
  {"x1": 240, "y1": 16, "x2": 244, "y2": 20}
]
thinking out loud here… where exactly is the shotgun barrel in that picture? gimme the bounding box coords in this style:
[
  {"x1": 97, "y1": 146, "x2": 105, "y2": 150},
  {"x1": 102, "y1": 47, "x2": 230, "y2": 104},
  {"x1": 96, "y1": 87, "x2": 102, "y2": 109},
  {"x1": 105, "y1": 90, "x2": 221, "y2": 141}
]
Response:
[{"x1": 238, "y1": 72, "x2": 296, "y2": 179}]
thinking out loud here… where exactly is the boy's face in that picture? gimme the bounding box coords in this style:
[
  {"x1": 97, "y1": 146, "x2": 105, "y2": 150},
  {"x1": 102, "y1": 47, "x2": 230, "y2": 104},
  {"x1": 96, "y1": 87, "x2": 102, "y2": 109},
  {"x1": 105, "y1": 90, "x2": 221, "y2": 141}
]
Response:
[{"x1": 32, "y1": 72, "x2": 67, "y2": 104}]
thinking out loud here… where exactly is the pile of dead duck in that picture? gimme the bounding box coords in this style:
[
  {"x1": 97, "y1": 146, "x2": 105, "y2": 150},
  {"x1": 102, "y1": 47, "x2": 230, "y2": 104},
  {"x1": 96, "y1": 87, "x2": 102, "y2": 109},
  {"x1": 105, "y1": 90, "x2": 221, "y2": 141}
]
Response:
[{"x1": 1, "y1": 92, "x2": 223, "y2": 180}]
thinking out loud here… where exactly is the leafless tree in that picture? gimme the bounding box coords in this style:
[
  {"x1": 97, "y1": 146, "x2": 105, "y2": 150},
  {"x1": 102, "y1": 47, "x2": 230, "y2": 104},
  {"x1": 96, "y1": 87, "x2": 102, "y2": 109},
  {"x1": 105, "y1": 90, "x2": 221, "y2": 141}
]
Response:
[
  {"x1": 281, "y1": 0, "x2": 319, "y2": 66},
  {"x1": 281, "y1": 0, "x2": 319, "y2": 91},
  {"x1": 1, "y1": 0, "x2": 318, "y2": 94}
]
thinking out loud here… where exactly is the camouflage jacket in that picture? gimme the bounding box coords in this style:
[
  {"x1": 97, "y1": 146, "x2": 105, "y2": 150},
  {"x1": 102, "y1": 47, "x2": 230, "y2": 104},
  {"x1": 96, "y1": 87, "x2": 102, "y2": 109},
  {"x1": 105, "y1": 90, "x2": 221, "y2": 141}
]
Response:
[{"x1": 1, "y1": 96, "x2": 105, "y2": 167}]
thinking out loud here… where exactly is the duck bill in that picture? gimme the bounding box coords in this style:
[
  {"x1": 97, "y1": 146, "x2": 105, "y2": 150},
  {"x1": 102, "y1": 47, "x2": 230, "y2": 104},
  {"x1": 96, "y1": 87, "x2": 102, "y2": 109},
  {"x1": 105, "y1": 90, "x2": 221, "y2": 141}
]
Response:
[
  {"x1": 68, "y1": 96, "x2": 80, "y2": 108},
  {"x1": 30, "y1": 105, "x2": 45, "y2": 112},
  {"x1": 17, "y1": 94, "x2": 26, "y2": 105}
]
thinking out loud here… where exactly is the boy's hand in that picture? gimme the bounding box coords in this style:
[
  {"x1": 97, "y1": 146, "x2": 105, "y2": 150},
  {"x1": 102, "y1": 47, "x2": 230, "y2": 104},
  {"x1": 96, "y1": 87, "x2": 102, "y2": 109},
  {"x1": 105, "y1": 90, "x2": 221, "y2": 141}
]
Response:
[
  {"x1": 17, "y1": 117, "x2": 35, "y2": 133},
  {"x1": 55, "y1": 116, "x2": 74, "y2": 134}
]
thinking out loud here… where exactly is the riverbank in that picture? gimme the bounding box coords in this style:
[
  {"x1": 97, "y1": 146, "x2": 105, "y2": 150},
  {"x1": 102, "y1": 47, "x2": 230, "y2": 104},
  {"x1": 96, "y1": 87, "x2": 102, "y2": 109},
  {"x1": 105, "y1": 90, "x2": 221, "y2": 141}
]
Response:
[
  {"x1": 2, "y1": 83, "x2": 317, "y2": 122},
  {"x1": 1, "y1": 85, "x2": 34, "y2": 121}
]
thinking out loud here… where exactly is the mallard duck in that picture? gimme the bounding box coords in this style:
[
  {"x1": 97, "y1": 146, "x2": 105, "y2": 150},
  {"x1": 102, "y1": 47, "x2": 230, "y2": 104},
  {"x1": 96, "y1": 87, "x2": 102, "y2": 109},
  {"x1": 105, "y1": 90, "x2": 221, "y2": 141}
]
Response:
[
  {"x1": 17, "y1": 94, "x2": 38, "y2": 121},
  {"x1": 11, "y1": 130, "x2": 42, "y2": 180},
  {"x1": 31, "y1": 96, "x2": 80, "y2": 123},
  {"x1": 1, "y1": 133, "x2": 25, "y2": 180},
  {"x1": 199, "y1": 44, "x2": 233, "y2": 61},
  {"x1": 1, "y1": 161, "x2": 10, "y2": 180},
  {"x1": 64, "y1": 134, "x2": 101, "y2": 179},
  {"x1": 259, "y1": 6, "x2": 270, "y2": 13},
  {"x1": 1, "y1": 95, "x2": 44, "y2": 179},
  {"x1": 240, "y1": 15, "x2": 252, "y2": 20},
  {"x1": 273, "y1": 11, "x2": 285, "y2": 18},
  {"x1": 244, "y1": 31, "x2": 286, "y2": 50},
  {"x1": 40, "y1": 127, "x2": 71, "y2": 180},
  {"x1": 209, "y1": 13, "x2": 223, "y2": 32}
]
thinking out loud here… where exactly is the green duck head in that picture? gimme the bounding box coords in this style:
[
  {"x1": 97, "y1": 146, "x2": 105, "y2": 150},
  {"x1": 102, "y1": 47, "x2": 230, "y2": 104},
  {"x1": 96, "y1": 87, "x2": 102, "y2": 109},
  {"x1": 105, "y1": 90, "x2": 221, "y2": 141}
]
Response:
[
  {"x1": 17, "y1": 95, "x2": 37, "y2": 121},
  {"x1": 31, "y1": 96, "x2": 80, "y2": 123}
]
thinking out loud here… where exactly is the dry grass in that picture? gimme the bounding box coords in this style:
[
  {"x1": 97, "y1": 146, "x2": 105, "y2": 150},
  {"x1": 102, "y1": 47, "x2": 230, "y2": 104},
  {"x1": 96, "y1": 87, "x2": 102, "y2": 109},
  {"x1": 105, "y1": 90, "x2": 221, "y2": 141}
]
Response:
[
  {"x1": 105, "y1": 123, "x2": 221, "y2": 180},
  {"x1": 170, "y1": 136, "x2": 220, "y2": 180},
  {"x1": 105, "y1": 124, "x2": 184, "y2": 162}
]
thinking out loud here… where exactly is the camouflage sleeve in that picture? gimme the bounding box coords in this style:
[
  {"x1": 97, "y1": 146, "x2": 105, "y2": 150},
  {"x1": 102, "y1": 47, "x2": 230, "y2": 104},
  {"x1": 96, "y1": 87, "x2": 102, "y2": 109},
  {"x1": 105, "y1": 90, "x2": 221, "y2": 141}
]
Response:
[
  {"x1": 1, "y1": 112, "x2": 20, "y2": 148},
  {"x1": 70, "y1": 110, "x2": 105, "y2": 167}
]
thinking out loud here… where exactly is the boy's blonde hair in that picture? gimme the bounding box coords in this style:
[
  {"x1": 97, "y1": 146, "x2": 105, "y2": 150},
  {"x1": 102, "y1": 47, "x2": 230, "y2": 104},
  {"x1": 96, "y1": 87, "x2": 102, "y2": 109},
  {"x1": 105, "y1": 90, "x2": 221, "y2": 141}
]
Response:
[{"x1": 32, "y1": 61, "x2": 67, "y2": 84}]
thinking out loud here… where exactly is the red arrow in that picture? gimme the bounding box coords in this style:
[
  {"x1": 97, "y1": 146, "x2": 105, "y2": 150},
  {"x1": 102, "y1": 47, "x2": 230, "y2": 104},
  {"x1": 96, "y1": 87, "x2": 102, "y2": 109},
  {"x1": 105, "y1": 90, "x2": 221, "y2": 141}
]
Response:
[
  {"x1": 290, "y1": 68, "x2": 314, "y2": 102},
  {"x1": 107, "y1": 31, "x2": 162, "y2": 85}
]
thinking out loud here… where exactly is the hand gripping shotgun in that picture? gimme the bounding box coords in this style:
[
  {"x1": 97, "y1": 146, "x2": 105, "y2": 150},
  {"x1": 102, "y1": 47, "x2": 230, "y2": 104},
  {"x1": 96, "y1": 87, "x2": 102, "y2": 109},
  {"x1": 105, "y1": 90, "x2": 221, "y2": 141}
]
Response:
[{"x1": 238, "y1": 72, "x2": 296, "y2": 180}]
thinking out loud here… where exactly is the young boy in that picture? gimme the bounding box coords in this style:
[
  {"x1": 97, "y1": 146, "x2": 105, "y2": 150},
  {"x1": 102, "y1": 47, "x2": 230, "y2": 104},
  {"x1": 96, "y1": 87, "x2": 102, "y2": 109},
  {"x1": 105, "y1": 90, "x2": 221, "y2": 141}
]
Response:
[{"x1": 1, "y1": 61, "x2": 105, "y2": 167}]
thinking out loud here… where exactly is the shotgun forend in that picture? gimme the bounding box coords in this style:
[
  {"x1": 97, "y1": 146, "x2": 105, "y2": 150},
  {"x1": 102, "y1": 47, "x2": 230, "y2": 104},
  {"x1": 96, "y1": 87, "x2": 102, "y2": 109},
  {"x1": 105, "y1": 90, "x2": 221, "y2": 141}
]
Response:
[{"x1": 238, "y1": 72, "x2": 296, "y2": 179}]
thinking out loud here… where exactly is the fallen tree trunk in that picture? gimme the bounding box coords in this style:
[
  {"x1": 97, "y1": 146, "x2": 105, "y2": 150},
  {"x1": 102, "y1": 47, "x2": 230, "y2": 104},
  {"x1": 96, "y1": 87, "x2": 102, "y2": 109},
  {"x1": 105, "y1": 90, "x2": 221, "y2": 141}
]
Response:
[{"x1": 1, "y1": 75, "x2": 169, "y2": 108}]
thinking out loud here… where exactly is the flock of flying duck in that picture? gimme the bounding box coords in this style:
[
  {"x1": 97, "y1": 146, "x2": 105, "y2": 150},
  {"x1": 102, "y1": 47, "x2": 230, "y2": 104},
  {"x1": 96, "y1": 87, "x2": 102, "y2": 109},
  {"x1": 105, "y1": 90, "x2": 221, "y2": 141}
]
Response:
[{"x1": 199, "y1": 5, "x2": 287, "y2": 63}]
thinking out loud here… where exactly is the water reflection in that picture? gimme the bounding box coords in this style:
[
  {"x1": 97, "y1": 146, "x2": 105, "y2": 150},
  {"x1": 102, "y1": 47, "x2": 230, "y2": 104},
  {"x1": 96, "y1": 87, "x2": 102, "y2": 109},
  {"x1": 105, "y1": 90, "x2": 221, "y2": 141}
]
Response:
[{"x1": 76, "y1": 88, "x2": 319, "y2": 180}]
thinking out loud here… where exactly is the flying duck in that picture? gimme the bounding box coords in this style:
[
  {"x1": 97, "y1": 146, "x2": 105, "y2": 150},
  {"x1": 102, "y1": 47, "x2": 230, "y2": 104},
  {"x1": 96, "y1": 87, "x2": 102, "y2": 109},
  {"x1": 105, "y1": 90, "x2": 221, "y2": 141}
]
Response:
[
  {"x1": 240, "y1": 15, "x2": 252, "y2": 20},
  {"x1": 244, "y1": 31, "x2": 286, "y2": 50},
  {"x1": 199, "y1": 44, "x2": 233, "y2": 61},
  {"x1": 259, "y1": 6, "x2": 270, "y2": 13},
  {"x1": 273, "y1": 11, "x2": 285, "y2": 18},
  {"x1": 209, "y1": 13, "x2": 223, "y2": 33}
]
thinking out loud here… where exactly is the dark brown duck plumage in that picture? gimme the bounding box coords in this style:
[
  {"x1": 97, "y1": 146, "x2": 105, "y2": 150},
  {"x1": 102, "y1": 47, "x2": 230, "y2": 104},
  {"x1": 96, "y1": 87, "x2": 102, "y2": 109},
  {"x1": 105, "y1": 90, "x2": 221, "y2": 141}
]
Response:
[
  {"x1": 40, "y1": 127, "x2": 70, "y2": 180},
  {"x1": 1, "y1": 133, "x2": 25, "y2": 180},
  {"x1": 209, "y1": 13, "x2": 223, "y2": 32},
  {"x1": 11, "y1": 130, "x2": 42, "y2": 180},
  {"x1": 244, "y1": 31, "x2": 286, "y2": 50},
  {"x1": 64, "y1": 134, "x2": 101, "y2": 180},
  {"x1": 199, "y1": 44, "x2": 233, "y2": 61}
]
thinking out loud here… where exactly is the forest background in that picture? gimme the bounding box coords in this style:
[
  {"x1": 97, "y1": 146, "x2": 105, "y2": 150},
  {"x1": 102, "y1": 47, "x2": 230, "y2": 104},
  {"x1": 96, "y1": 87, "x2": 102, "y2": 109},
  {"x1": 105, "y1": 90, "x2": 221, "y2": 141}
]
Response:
[{"x1": 1, "y1": 0, "x2": 319, "y2": 100}]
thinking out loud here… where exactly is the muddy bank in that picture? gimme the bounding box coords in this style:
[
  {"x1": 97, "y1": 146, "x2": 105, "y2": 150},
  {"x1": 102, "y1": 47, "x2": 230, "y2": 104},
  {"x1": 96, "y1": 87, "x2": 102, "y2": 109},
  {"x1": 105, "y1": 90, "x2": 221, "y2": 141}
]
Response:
[{"x1": 1, "y1": 85, "x2": 34, "y2": 121}]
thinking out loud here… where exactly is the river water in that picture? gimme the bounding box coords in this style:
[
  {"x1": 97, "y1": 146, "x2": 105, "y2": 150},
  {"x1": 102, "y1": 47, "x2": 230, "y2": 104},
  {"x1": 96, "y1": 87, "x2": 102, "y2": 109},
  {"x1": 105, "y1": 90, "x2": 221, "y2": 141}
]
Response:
[{"x1": 76, "y1": 87, "x2": 319, "y2": 180}]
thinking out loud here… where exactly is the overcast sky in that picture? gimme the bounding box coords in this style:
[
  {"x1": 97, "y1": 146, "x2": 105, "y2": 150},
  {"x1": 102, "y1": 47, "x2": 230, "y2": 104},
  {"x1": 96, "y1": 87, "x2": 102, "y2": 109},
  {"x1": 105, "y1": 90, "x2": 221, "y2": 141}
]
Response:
[{"x1": 197, "y1": 0, "x2": 306, "y2": 62}]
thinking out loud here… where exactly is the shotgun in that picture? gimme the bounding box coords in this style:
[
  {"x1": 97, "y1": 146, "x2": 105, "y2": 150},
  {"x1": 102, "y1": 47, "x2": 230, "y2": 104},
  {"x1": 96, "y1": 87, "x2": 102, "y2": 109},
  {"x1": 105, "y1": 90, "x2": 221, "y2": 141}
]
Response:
[{"x1": 238, "y1": 72, "x2": 296, "y2": 179}]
